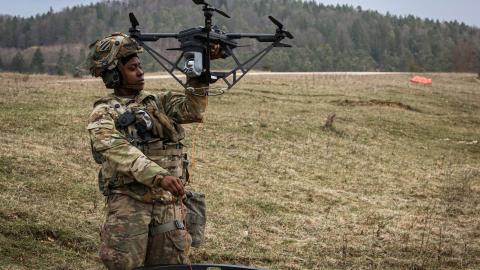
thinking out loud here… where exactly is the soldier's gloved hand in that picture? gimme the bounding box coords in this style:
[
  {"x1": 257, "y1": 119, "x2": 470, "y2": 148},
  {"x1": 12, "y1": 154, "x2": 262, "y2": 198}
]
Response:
[
  {"x1": 156, "y1": 175, "x2": 185, "y2": 197},
  {"x1": 210, "y1": 43, "x2": 224, "y2": 59}
]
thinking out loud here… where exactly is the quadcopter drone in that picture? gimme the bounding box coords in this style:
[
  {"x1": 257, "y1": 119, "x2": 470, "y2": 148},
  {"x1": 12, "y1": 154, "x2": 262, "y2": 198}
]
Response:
[{"x1": 128, "y1": 0, "x2": 294, "y2": 95}]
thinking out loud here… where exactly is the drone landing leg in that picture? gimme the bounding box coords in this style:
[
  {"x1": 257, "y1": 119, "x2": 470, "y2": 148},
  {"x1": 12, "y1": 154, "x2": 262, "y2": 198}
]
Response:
[
  {"x1": 140, "y1": 42, "x2": 188, "y2": 89},
  {"x1": 221, "y1": 43, "x2": 276, "y2": 90}
]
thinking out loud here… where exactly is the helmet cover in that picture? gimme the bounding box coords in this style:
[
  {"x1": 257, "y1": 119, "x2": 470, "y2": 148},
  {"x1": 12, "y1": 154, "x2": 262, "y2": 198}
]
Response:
[{"x1": 87, "y1": 32, "x2": 143, "y2": 77}]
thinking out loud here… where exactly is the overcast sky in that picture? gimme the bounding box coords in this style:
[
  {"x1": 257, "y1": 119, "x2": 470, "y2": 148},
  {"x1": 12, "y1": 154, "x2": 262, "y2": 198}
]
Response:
[
  {"x1": 0, "y1": 0, "x2": 102, "y2": 17},
  {"x1": 0, "y1": 0, "x2": 478, "y2": 27}
]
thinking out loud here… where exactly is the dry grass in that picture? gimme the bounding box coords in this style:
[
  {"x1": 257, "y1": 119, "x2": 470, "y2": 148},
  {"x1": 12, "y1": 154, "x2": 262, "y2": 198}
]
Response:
[{"x1": 1, "y1": 72, "x2": 480, "y2": 269}]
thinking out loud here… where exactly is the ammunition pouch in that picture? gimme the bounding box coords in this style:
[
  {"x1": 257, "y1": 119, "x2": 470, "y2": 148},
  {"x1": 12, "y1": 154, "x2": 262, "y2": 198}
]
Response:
[{"x1": 183, "y1": 191, "x2": 206, "y2": 247}]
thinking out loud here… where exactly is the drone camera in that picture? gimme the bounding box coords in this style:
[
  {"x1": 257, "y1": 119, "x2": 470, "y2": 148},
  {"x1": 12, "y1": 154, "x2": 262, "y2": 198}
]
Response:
[{"x1": 183, "y1": 51, "x2": 203, "y2": 77}]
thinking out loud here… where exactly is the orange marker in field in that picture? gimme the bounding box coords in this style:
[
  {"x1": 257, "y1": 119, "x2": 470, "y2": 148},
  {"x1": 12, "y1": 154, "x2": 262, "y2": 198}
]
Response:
[{"x1": 410, "y1": 75, "x2": 432, "y2": 85}]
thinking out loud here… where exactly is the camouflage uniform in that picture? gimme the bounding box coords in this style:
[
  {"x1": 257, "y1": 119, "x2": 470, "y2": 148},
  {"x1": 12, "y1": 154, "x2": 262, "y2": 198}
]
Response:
[{"x1": 87, "y1": 90, "x2": 207, "y2": 269}]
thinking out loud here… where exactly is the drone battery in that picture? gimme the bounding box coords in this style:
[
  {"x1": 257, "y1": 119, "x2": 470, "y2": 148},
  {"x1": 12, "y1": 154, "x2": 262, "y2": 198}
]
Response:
[{"x1": 183, "y1": 51, "x2": 203, "y2": 77}]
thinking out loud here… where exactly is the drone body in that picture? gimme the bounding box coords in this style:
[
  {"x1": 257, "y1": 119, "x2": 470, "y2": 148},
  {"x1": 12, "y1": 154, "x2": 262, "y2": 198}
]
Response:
[{"x1": 129, "y1": 0, "x2": 293, "y2": 94}]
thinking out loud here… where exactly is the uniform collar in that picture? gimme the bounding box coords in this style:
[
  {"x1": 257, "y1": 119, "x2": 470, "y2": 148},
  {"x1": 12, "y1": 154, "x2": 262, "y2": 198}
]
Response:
[{"x1": 111, "y1": 90, "x2": 155, "y2": 104}]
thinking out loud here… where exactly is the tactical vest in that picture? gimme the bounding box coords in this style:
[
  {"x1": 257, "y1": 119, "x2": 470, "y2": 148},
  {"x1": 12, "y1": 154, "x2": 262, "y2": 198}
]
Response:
[{"x1": 92, "y1": 92, "x2": 188, "y2": 203}]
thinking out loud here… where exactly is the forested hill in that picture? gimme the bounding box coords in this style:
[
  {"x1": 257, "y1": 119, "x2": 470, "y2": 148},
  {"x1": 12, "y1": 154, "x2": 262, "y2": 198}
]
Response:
[{"x1": 0, "y1": 0, "x2": 479, "y2": 74}]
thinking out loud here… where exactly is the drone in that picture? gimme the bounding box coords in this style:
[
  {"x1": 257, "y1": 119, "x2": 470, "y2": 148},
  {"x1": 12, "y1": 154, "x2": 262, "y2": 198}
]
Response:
[{"x1": 128, "y1": 0, "x2": 294, "y2": 95}]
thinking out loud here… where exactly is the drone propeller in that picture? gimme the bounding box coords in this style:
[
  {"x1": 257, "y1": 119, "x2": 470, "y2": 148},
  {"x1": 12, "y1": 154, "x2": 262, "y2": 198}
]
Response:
[
  {"x1": 268, "y1": 16, "x2": 294, "y2": 39},
  {"x1": 213, "y1": 8, "x2": 230, "y2": 18},
  {"x1": 192, "y1": 0, "x2": 230, "y2": 18},
  {"x1": 129, "y1": 12, "x2": 139, "y2": 29},
  {"x1": 268, "y1": 16, "x2": 283, "y2": 29}
]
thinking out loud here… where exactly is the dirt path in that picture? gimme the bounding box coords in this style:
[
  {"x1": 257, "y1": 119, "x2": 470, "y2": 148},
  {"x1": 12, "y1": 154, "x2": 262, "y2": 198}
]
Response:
[{"x1": 58, "y1": 71, "x2": 412, "y2": 83}]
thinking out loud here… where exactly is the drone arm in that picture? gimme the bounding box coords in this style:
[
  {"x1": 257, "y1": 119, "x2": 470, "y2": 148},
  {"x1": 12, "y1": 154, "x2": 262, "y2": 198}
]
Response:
[
  {"x1": 226, "y1": 33, "x2": 278, "y2": 42},
  {"x1": 217, "y1": 42, "x2": 277, "y2": 90},
  {"x1": 133, "y1": 33, "x2": 179, "y2": 42}
]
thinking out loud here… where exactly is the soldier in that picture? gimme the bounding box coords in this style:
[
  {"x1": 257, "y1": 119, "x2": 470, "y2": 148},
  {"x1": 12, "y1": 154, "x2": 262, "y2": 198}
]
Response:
[{"x1": 86, "y1": 32, "x2": 215, "y2": 269}]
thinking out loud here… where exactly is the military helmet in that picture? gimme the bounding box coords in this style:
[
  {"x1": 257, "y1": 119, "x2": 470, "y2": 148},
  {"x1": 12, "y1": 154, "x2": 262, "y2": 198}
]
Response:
[{"x1": 87, "y1": 32, "x2": 143, "y2": 78}]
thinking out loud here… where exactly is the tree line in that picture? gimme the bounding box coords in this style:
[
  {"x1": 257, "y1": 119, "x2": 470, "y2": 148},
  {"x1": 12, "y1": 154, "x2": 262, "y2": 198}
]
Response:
[
  {"x1": 0, "y1": 0, "x2": 479, "y2": 73},
  {"x1": 0, "y1": 47, "x2": 84, "y2": 75}
]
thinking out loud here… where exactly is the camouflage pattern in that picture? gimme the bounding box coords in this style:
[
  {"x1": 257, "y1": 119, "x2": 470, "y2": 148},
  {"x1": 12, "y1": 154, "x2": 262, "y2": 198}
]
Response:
[
  {"x1": 100, "y1": 194, "x2": 192, "y2": 269},
  {"x1": 88, "y1": 89, "x2": 207, "y2": 269},
  {"x1": 87, "y1": 90, "x2": 207, "y2": 193},
  {"x1": 87, "y1": 32, "x2": 143, "y2": 77}
]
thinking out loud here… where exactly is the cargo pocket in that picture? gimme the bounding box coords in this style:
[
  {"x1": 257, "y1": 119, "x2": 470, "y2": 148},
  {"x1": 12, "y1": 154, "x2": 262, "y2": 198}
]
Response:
[
  {"x1": 162, "y1": 229, "x2": 192, "y2": 265},
  {"x1": 102, "y1": 217, "x2": 149, "y2": 253},
  {"x1": 167, "y1": 229, "x2": 192, "y2": 252},
  {"x1": 99, "y1": 220, "x2": 149, "y2": 269}
]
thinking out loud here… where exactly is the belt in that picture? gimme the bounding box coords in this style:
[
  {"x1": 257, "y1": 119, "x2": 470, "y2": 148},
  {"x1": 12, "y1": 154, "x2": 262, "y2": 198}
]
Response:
[
  {"x1": 149, "y1": 220, "x2": 185, "y2": 236},
  {"x1": 108, "y1": 176, "x2": 178, "y2": 204}
]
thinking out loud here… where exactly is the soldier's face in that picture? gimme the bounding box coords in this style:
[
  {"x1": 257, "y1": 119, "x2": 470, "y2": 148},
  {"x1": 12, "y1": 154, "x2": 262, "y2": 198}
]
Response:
[{"x1": 121, "y1": 56, "x2": 144, "y2": 90}]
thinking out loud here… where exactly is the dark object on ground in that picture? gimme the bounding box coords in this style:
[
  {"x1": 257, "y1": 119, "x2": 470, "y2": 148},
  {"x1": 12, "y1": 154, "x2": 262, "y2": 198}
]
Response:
[
  {"x1": 324, "y1": 113, "x2": 336, "y2": 129},
  {"x1": 136, "y1": 264, "x2": 268, "y2": 270}
]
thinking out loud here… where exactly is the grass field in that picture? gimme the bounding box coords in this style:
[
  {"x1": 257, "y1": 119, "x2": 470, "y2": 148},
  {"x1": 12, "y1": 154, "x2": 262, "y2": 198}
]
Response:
[{"x1": 1, "y1": 72, "x2": 479, "y2": 270}]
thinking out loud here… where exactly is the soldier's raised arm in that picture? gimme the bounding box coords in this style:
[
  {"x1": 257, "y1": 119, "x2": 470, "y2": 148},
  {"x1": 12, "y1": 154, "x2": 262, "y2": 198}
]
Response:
[
  {"x1": 156, "y1": 79, "x2": 209, "y2": 124},
  {"x1": 152, "y1": 43, "x2": 228, "y2": 123}
]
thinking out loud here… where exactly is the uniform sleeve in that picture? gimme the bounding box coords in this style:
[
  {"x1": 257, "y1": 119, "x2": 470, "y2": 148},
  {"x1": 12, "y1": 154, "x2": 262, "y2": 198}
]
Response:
[
  {"x1": 158, "y1": 88, "x2": 208, "y2": 124},
  {"x1": 87, "y1": 103, "x2": 170, "y2": 187}
]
